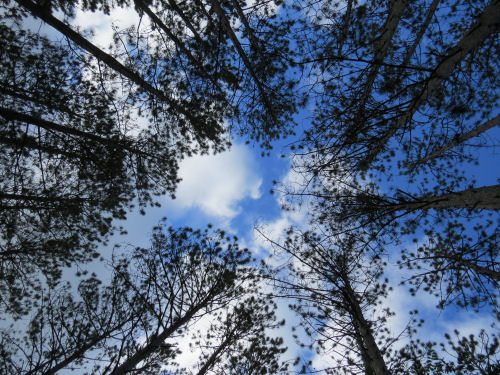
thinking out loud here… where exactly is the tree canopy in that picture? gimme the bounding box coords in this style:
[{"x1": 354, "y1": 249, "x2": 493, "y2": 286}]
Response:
[
  {"x1": 0, "y1": 0, "x2": 499, "y2": 374},
  {"x1": 0, "y1": 0, "x2": 301, "y2": 315}
]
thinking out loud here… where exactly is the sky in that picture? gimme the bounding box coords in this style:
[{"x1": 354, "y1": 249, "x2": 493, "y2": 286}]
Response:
[{"x1": 15, "y1": 2, "x2": 499, "y2": 373}]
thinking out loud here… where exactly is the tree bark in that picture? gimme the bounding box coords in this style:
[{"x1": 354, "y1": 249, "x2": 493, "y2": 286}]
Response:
[
  {"x1": 434, "y1": 253, "x2": 500, "y2": 282},
  {"x1": 0, "y1": 107, "x2": 154, "y2": 157},
  {"x1": 166, "y1": 0, "x2": 206, "y2": 46},
  {"x1": 410, "y1": 114, "x2": 500, "y2": 168},
  {"x1": 230, "y1": 0, "x2": 260, "y2": 51},
  {"x1": 0, "y1": 192, "x2": 85, "y2": 205},
  {"x1": 337, "y1": 0, "x2": 353, "y2": 55},
  {"x1": 399, "y1": 0, "x2": 441, "y2": 76},
  {"x1": 356, "y1": 0, "x2": 407, "y2": 112},
  {"x1": 133, "y1": 0, "x2": 216, "y2": 84},
  {"x1": 383, "y1": 184, "x2": 500, "y2": 212},
  {"x1": 0, "y1": 133, "x2": 79, "y2": 159},
  {"x1": 207, "y1": 0, "x2": 276, "y2": 124},
  {"x1": 24, "y1": 320, "x2": 131, "y2": 375},
  {"x1": 458, "y1": 257, "x2": 500, "y2": 281},
  {"x1": 196, "y1": 333, "x2": 234, "y2": 375},
  {"x1": 362, "y1": 0, "x2": 500, "y2": 168}
]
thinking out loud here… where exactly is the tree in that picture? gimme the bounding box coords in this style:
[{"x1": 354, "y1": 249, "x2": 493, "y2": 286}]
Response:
[
  {"x1": 191, "y1": 297, "x2": 288, "y2": 375},
  {"x1": 261, "y1": 225, "x2": 395, "y2": 375},
  {"x1": 0, "y1": 0, "x2": 302, "y2": 315},
  {"x1": 296, "y1": 0, "x2": 500, "y2": 170},
  {"x1": 260, "y1": 213, "x2": 500, "y2": 375},
  {"x1": 0, "y1": 221, "x2": 286, "y2": 374},
  {"x1": 393, "y1": 329, "x2": 500, "y2": 374},
  {"x1": 0, "y1": 23, "x2": 183, "y2": 316},
  {"x1": 11, "y1": 0, "x2": 301, "y2": 149},
  {"x1": 281, "y1": 0, "x2": 500, "y2": 314},
  {"x1": 0, "y1": 274, "x2": 136, "y2": 375}
]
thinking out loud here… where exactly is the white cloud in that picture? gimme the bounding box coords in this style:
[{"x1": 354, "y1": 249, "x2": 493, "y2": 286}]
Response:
[{"x1": 170, "y1": 144, "x2": 262, "y2": 219}]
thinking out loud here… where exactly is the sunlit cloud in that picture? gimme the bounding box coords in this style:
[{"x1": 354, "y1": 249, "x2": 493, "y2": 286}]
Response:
[{"x1": 170, "y1": 144, "x2": 262, "y2": 219}]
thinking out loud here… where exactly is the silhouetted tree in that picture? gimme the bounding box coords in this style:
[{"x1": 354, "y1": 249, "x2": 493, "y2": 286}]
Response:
[
  {"x1": 0, "y1": 221, "x2": 286, "y2": 374},
  {"x1": 280, "y1": 0, "x2": 500, "y2": 316},
  {"x1": 262, "y1": 225, "x2": 395, "y2": 375},
  {"x1": 0, "y1": 0, "x2": 302, "y2": 315}
]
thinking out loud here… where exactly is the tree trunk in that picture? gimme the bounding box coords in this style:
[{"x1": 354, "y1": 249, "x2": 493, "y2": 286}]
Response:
[
  {"x1": 196, "y1": 333, "x2": 234, "y2": 375},
  {"x1": 362, "y1": 0, "x2": 500, "y2": 168},
  {"x1": 337, "y1": 0, "x2": 353, "y2": 55},
  {"x1": 25, "y1": 320, "x2": 131, "y2": 375},
  {"x1": 385, "y1": 184, "x2": 500, "y2": 211},
  {"x1": 410, "y1": 114, "x2": 500, "y2": 168},
  {"x1": 0, "y1": 107, "x2": 153, "y2": 157},
  {"x1": 458, "y1": 258, "x2": 500, "y2": 281},
  {"x1": 399, "y1": 0, "x2": 441, "y2": 76},
  {"x1": 0, "y1": 133, "x2": 79, "y2": 159},
  {"x1": 110, "y1": 289, "x2": 219, "y2": 375},
  {"x1": 342, "y1": 277, "x2": 391, "y2": 375},
  {"x1": 356, "y1": 0, "x2": 407, "y2": 112},
  {"x1": 133, "y1": 0, "x2": 215, "y2": 84},
  {"x1": 230, "y1": 0, "x2": 260, "y2": 51},
  {"x1": 436, "y1": 253, "x2": 500, "y2": 282},
  {"x1": 0, "y1": 192, "x2": 85, "y2": 205},
  {"x1": 166, "y1": 0, "x2": 206, "y2": 45},
  {"x1": 207, "y1": 0, "x2": 276, "y2": 124}
]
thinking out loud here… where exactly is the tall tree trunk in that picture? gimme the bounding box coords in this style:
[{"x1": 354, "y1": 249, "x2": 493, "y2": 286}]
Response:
[
  {"x1": 362, "y1": 0, "x2": 500, "y2": 168},
  {"x1": 166, "y1": 0, "x2": 206, "y2": 45},
  {"x1": 427, "y1": 252, "x2": 500, "y2": 282},
  {"x1": 0, "y1": 107, "x2": 153, "y2": 157},
  {"x1": 341, "y1": 276, "x2": 391, "y2": 375},
  {"x1": 398, "y1": 0, "x2": 441, "y2": 76},
  {"x1": 133, "y1": 0, "x2": 216, "y2": 84},
  {"x1": 410, "y1": 114, "x2": 500, "y2": 168},
  {"x1": 24, "y1": 320, "x2": 131, "y2": 375},
  {"x1": 0, "y1": 192, "x2": 85, "y2": 205},
  {"x1": 454, "y1": 257, "x2": 500, "y2": 281},
  {"x1": 355, "y1": 0, "x2": 407, "y2": 114},
  {"x1": 0, "y1": 133, "x2": 79, "y2": 159},
  {"x1": 337, "y1": 0, "x2": 353, "y2": 55},
  {"x1": 0, "y1": 85, "x2": 79, "y2": 117},
  {"x1": 230, "y1": 0, "x2": 260, "y2": 51},
  {"x1": 207, "y1": 0, "x2": 276, "y2": 125},
  {"x1": 196, "y1": 332, "x2": 234, "y2": 375}
]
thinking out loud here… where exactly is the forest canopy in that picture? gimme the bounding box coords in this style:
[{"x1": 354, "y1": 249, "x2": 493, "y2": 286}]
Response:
[{"x1": 0, "y1": 0, "x2": 499, "y2": 374}]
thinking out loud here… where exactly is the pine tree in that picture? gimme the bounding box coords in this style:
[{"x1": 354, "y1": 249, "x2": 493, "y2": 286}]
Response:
[
  {"x1": 0, "y1": 0, "x2": 302, "y2": 315},
  {"x1": 0, "y1": 221, "x2": 287, "y2": 374},
  {"x1": 263, "y1": 226, "x2": 394, "y2": 375},
  {"x1": 282, "y1": 0, "x2": 500, "y2": 313}
]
